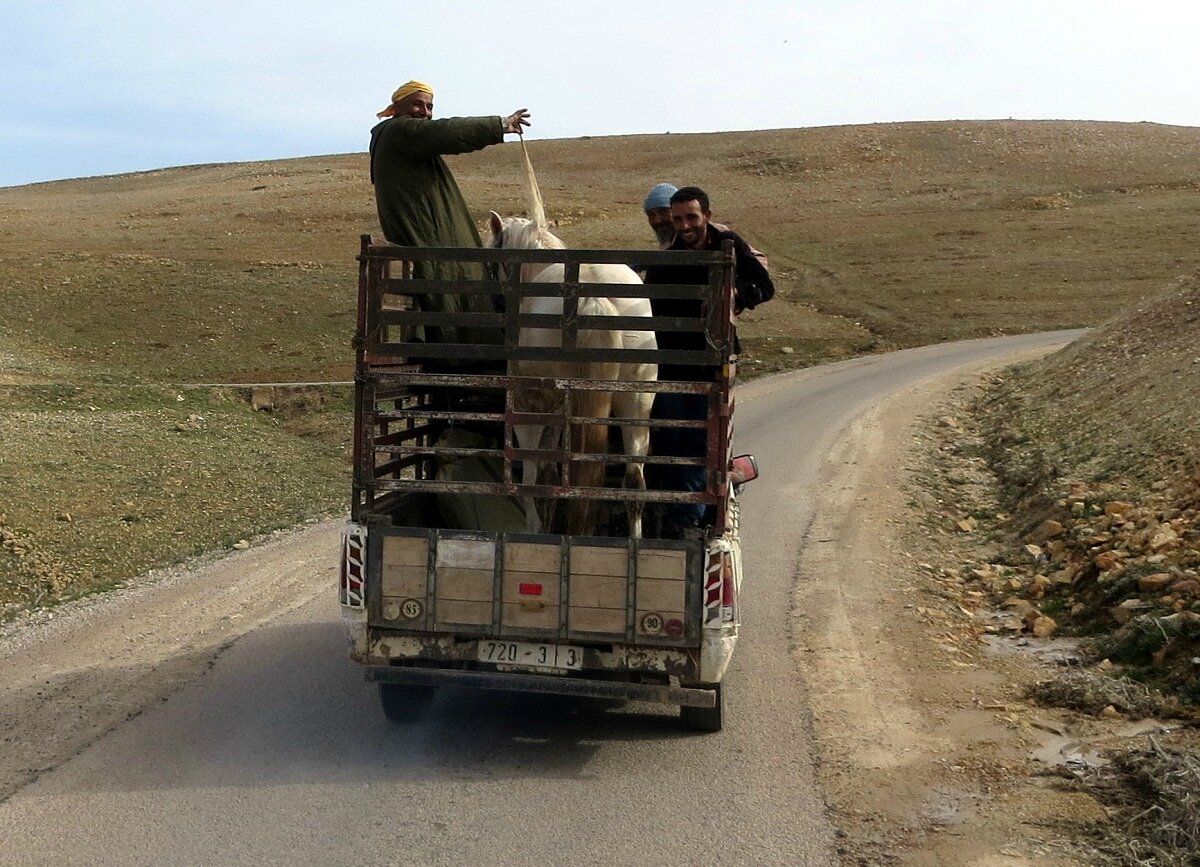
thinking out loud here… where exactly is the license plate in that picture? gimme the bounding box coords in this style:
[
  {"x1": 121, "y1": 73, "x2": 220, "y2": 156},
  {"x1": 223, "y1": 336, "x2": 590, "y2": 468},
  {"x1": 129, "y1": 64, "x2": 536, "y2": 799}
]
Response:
[{"x1": 477, "y1": 640, "x2": 583, "y2": 671}]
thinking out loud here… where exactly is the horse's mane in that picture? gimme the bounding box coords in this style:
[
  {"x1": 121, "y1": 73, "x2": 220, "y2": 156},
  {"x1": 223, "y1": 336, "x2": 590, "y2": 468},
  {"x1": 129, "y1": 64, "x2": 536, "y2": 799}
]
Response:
[
  {"x1": 534, "y1": 223, "x2": 565, "y2": 250},
  {"x1": 502, "y1": 215, "x2": 565, "y2": 251}
]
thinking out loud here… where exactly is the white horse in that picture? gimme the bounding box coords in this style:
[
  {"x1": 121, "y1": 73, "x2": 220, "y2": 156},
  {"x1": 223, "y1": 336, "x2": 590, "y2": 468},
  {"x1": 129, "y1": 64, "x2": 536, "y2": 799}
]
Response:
[{"x1": 487, "y1": 211, "x2": 657, "y2": 537}]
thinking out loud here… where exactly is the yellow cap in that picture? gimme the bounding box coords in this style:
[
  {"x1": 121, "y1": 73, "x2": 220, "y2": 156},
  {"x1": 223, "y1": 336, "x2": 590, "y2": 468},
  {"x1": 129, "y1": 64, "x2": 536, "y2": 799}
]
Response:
[{"x1": 376, "y1": 80, "x2": 435, "y2": 118}]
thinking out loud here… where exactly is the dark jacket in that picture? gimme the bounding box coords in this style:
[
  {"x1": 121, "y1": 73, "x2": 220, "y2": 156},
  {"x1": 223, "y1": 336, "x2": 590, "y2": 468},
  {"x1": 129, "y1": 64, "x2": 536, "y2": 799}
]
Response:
[{"x1": 644, "y1": 224, "x2": 774, "y2": 379}]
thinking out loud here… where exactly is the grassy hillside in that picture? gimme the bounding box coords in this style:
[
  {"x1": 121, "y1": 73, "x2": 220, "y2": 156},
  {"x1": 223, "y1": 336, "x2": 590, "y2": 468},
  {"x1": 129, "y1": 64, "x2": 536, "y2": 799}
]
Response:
[{"x1": 2, "y1": 119, "x2": 1198, "y2": 615}]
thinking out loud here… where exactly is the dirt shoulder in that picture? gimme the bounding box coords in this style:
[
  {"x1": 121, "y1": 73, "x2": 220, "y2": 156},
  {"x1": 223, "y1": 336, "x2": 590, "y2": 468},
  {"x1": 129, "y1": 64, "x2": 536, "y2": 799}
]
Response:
[{"x1": 794, "y1": 352, "x2": 1123, "y2": 866}]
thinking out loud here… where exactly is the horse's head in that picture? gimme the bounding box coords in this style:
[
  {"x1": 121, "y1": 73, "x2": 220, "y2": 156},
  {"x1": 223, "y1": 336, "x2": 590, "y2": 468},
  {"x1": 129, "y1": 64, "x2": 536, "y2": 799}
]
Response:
[{"x1": 487, "y1": 212, "x2": 564, "y2": 251}]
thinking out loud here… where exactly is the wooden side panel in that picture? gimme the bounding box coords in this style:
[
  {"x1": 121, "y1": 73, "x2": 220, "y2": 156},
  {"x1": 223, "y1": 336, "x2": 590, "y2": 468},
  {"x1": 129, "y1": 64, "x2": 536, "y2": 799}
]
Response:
[
  {"x1": 570, "y1": 546, "x2": 628, "y2": 577},
  {"x1": 383, "y1": 535, "x2": 428, "y2": 566},
  {"x1": 502, "y1": 540, "x2": 559, "y2": 633},
  {"x1": 435, "y1": 599, "x2": 492, "y2": 626},
  {"x1": 634, "y1": 548, "x2": 687, "y2": 637},
  {"x1": 437, "y1": 538, "x2": 495, "y2": 570},
  {"x1": 381, "y1": 536, "x2": 430, "y2": 599},
  {"x1": 381, "y1": 565, "x2": 426, "y2": 600},
  {"x1": 569, "y1": 544, "x2": 629, "y2": 635},
  {"x1": 636, "y1": 577, "x2": 685, "y2": 612},
  {"x1": 437, "y1": 567, "x2": 493, "y2": 601},
  {"x1": 569, "y1": 574, "x2": 625, "y2": 609},
  {"x1": 502, "y1": 573, "x2": 561, "y2": 605},
  {"x1": 500, "y1": 566, "x2": 560, "y2": 631},
  {"x1": 501, "y1": 602, "x2": 558, "y2": 630},
  {"x1": 504, "y1": 542, "x2": 560, "y2": 573},
  {"x1": 434, "y1": 538, "x2": 495, "y2": 627},
  {"x1": 568, "y1": 605, "x2": 625, "y2": 634},
  {"x1": 636, "y1": 547, "x2": 688, "y2": 580}
]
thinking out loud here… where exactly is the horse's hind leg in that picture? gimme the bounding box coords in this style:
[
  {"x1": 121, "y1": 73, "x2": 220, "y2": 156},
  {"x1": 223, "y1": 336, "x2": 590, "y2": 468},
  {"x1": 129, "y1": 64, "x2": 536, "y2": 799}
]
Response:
[
  {"x1": 623, "y1": 462, "x2": 646, "y2": 539},
  {"x1": 536, "y1": 423, "x2": 565, "y2": 532},
  {"x1": 514, "y1": 422, "x2": 545, "y2": 532},
  {"x1": 566, "y1": 390, "x2": 611, "y2": 536}
]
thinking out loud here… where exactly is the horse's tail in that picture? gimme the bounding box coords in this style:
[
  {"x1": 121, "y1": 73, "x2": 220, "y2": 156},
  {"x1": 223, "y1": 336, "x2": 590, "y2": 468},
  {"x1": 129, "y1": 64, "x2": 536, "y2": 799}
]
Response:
[
  {"x1": 566, "y1": 298, "x2": 620, "y2": 535},
  {"x1": 567, "y1": 386, "x2": 613, "y2": 536}
]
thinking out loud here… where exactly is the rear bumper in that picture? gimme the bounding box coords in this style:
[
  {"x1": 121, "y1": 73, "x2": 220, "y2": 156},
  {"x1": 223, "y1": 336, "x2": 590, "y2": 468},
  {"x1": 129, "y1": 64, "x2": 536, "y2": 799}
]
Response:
[{"x1": 365, "y1": 664, "x2": 717, "y2": 707}]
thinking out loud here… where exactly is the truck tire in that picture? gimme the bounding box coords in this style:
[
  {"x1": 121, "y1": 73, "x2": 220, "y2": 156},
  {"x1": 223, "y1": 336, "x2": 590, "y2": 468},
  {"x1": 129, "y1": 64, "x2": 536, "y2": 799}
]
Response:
[
  {"x1": 378, "y1": 683, "x2": 436, "y2": 723},
  {"x1": 680, "y1": 683, "x2": 723, "y2": 732}
]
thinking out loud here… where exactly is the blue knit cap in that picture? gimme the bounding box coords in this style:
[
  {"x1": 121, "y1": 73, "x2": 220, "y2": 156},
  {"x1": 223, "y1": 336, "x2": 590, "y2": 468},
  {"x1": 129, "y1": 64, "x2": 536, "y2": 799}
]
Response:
[{"x1": 643, "y1": 183, "x2": 678, "y2": 211}]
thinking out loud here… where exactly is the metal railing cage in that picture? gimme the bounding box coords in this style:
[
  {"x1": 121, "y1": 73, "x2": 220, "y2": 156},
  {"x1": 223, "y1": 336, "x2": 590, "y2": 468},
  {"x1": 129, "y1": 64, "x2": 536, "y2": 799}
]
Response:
[{"x1": 351, "y1": 235, "x2": 739, "y2": 535}]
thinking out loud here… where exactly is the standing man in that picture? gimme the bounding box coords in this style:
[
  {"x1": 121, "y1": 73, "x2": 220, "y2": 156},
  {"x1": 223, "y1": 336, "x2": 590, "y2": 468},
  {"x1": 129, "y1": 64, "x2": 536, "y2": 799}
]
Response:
[
  {"x1": 371, "y1": 80, "x2": 530, "y2": 253},
  {"x1": 369, "y1": 80, "x2": 531, "y2": 533},
  {"x1": 370, "y1": 79, "x2": 530, "y2": 345},
  {"x1": 643, "y1": 186, "x2": 774, "y2": 538}
]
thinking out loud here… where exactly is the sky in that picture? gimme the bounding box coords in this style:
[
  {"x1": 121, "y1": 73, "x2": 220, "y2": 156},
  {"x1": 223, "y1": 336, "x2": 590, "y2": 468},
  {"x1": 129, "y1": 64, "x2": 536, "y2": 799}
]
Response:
[{"x1": 2, "y1": 0, "x2": 1198, "y2": 188}]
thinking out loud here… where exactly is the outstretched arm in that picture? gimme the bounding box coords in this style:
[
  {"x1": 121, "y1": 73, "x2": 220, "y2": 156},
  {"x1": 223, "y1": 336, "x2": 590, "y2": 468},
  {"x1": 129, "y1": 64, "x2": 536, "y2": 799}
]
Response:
[{"x1": 502, "y1": 109, "x2": 531, "y2": 135}]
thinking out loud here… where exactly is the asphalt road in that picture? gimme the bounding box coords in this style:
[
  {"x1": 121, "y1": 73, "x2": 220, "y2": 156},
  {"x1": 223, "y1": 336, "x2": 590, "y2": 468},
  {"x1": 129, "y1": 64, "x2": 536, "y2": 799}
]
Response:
[{"x1": 0, "y1": 331, "x2": 1080, "y2": 867}]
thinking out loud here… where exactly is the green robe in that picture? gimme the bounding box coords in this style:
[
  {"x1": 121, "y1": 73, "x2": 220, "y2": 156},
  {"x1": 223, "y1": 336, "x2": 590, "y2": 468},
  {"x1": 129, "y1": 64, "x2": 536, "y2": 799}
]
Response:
[
  {"x1": 370, "y1": 115, "x2": 505, "y2": 347},
  {"x1": 370, "y1": 115, "x2": 521, "y2": 532}
]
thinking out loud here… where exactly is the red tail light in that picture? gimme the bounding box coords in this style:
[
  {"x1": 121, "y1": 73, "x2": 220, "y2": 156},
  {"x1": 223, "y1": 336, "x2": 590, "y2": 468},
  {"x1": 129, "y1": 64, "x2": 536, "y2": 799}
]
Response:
[
  {"x1": 518, "y1": 582, "x2": 543, "y2": 596},
  {"x1": 721, "y1": 554, "x2": 736, "y2": 621}
]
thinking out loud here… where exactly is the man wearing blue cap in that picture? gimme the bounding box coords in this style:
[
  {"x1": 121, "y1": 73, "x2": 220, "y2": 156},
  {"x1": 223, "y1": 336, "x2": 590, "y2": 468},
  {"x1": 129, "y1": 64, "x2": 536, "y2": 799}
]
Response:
[{"x1": 643, "y1": 183, "x2": 680, "y2": 245}]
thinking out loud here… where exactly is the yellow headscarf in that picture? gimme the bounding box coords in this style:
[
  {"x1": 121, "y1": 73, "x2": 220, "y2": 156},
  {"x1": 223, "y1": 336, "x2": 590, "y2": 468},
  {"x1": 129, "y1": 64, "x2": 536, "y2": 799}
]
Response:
[{"x1": 376, "y1": 80, "x2": 435, "y2": 118}]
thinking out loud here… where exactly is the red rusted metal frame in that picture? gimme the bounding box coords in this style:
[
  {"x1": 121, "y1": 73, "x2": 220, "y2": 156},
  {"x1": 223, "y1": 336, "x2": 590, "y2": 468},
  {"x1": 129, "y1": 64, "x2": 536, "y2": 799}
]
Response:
[
  {"x1": 353, "y1": 238, "x2": 737, "y2": 517},
  {"x1": 710, "y1": 240, "x2": 737, "y2": 531},
  {"x1": 351, "y1": 236, "x2": 372, "y2": 521}
]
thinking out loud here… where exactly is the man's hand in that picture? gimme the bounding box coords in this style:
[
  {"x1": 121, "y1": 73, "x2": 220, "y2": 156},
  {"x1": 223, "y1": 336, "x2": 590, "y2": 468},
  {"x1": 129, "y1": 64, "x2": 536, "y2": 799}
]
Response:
[{"x1": 502, "y1": 109, "x2": 531, "y2": 135}]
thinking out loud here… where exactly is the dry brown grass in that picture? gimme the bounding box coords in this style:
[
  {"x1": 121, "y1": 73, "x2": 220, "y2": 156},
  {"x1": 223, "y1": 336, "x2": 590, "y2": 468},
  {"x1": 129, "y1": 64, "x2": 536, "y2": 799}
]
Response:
[
  {"x1": 2, "y1": 119, "x2": 1199, "y2": 615},
  {"x1": 1081, "y1": 740, "x2": 1200, "y2": 866},
  {"x1": 1027, "y1": 670, "x2": 1182, "y2": 719}
]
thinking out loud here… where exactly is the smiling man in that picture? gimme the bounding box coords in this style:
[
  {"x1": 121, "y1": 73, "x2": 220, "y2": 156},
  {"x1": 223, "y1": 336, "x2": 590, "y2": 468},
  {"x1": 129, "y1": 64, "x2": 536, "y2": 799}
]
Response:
[
  {"x1": 648, "y1": 185, "x2": 773, "y2": 329},
  {"x1": 368, "y1": 80, "x2": 530, "y2": 348},
  {"x1": 643, "y1": 185, "x2": 774, "y2": 538},
  {"x1": 642, "y1": 182, "x2": 769, "y2": 271}
]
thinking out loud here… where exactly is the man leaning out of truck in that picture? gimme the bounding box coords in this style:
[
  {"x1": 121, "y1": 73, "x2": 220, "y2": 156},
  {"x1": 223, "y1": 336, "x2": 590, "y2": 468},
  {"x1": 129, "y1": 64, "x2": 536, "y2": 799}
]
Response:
[{"x1": 642, "y1": 185, "x2": 773, "y2": 539}]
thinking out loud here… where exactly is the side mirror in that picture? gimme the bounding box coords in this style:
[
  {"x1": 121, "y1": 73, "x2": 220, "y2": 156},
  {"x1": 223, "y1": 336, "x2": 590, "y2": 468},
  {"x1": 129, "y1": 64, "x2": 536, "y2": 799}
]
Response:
[{"x1": 729, "y1": 454, "x2": 759, "y2": 487}]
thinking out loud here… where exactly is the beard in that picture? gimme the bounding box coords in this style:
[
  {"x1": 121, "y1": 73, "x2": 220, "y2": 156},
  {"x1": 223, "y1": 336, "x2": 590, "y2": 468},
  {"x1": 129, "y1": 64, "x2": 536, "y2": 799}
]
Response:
[{"x1": 653, "y1": 224, "x2": 676, "y2": 245}]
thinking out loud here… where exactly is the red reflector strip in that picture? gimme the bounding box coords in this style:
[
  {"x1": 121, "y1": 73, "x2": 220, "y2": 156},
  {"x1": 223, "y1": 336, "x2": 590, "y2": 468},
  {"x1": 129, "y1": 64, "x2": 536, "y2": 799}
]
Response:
[
  {"x1": 721, "y1": 555, "x2": 735, "y2": 607},
  {"x1": 518, "y1": 582, "x2": 543, "y2": 596}
]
